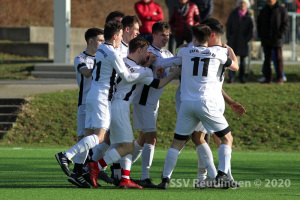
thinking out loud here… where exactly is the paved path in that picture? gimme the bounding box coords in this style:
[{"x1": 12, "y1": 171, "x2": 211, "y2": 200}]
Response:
[{"x1": 0, "y1": 79, "x2": 78, "y2": 98}]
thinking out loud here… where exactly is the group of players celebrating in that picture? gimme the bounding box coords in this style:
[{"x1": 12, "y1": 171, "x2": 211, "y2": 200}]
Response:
[{"x1": 55, "y1": 11, "x2": 246, "y2": 190}]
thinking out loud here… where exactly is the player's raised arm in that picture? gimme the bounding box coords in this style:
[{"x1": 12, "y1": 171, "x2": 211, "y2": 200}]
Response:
[
  {"x1": 140, "y1": 66, "x2": 181, "y2": 89},
  {"x1": 114, "y1": 54, "x2": 153, "y2": 83},
  {"x1": 158, "y1": 56, "x2": 182, "y2": 69}
]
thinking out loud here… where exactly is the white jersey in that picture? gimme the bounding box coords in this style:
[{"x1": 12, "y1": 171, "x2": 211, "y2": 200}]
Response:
[
  {"x1": 74, "y1": 51, "x2": 95, "y2": 106},
  {"x1": 87, "y1": 43, "x2": 152, "y2": 101},
  {"x1": 132, "y1": 45, "x2": 173, "y2": 107},
  {"x1": 177, "y1": 45, "x2": 232, "y2": 102},
  {"x1": 116, "y1": 41, "x2": 129, "y2": 59},
  {"x1": 113, "y1": 57, "x2": 158, "y2": 103}
]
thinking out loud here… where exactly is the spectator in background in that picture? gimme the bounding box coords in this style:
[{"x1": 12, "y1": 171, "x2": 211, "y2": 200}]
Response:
[
  {"x1": 105, "y1": 11, "x2": 125, "y2": 23},
  {"x1": 169, "y1": 0, "x2": 200, "y2": 48},
  {"x1": 190, "y1": 0, "x2": 214, "y2": 21},
  {"x1": 226, "y1": 0, "x2": 253, "y2": 83},
  {"x1": 134, "y1": 0, "x2": 164, "y2": 44},
  {"x1": 165, "y1": 0, "x2": 179, "y2": 54},
  {"x1": 257, "y1": 0, "x2": 289, "y2": 84}
]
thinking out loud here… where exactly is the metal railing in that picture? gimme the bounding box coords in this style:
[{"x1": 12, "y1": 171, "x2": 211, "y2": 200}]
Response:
[{"x1": 287, "y1": 12, "x2": 300, "y2": 61}]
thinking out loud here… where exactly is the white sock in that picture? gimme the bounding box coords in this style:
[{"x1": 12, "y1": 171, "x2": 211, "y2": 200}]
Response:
[
  {"x1": 141, "y1": 143, "x2": 155, "y2": 180},
  {"x1": 74, "y1": 150, "x2": 89, "y2": 164},
  {"x1": 92, "y1": 142, "x2": 110, "y2": 162},
  {"x1": 218, "y1": 144, "x2": 232, "y2": 174},
  {"x1": 196, "y1": 143, "x2": 217, "y2": 179},
  {"x1": 103, "y1": 148, "x2": 121, "y2": 166},
  {"x1": 196, "y1": 147, "x2": 207, "y2": 181},
  {"x1": 227, "y1": 164, "x2": 234, "y2": 180},
  {"x1": 120, "y1": 154, "x2": 132, "y2": 179},
  {"x1": 65, "y1": 134, "x2": 98, "y2": 160},
  {"x1": 162, "y1": 148, "x2": 180, "y2": 179},
  {"x1": 132, "y1": 140, "x2": 143, "y2": 163}
]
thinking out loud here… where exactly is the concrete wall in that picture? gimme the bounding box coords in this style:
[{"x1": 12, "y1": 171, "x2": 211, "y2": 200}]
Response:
[{"x1": 0, "y1": 26, "x2": 87, "y2": 63}]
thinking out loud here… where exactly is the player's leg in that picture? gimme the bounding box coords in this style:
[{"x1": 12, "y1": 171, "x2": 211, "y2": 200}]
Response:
[
  {"x1": 139, "y1": 130, "x2": 157, "y2": 188},
  {"x1": 158, "y1": 101, "x2": 198, "y2": 189},
  {"x1": 192, "y1": 131, "x2": 217, "y2": 188},
  {"x1": 60, "y1": 99, "x2": 110, "y2": 162},
  {"x1": 63, "y1": 99, "x2": 110, "y2": 187},
  {"x1": 157, "y1": 137, "x2": 187, "y2": 190},
  {"x1": 197, "y1": 100, "x2": 235, "y2": 188},
  {"x1": 131, "y1": 104, "x2": 145, "y2": 163},
  {"x1": 66, "y1": 128, "x2": 96, "y2": 188},
  {"x1": 212, "y1": 133, "x2": 239, "y2": 187},
  {"x1": 132, "y1": 131, "x2": 145, "y2": 163},
  {"x1": 90, "y1": 131, "x2": 113, "y2": 184},
  {"x1": 213, "y1": 129, "x2": 233, "y2": 189},
  {"x1": 137, "y1": 105, "x2": 158, "y2": 188},
  {"x1": 118, "y1": 142, "x2": 143, "y2": 189}
]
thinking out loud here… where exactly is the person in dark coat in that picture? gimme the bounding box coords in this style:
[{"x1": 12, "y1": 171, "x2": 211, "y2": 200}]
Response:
[
  {"x1": 257, "y1": 0, "x2": 289, "y2": 84},
  {"x1": 190, "y1": 0, "x2": 214, "y2": 21},
  {"x1": 226, "y1": 0, "x2": 253, "y2": 83}
]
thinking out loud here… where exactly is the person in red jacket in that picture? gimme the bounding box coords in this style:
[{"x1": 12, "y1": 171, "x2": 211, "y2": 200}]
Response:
[
  {"x1": 134, "y1": 0, "x2": 164, "y2": 43},
  {"x1": 169, "y1": 0, "x2": 200, "y2": 48}
]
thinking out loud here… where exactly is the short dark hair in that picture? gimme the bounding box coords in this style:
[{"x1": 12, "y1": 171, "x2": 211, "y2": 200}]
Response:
[
  {"x1": 105, "y1": 11, "x2": 125, "y2": 23},
  {"x1": 129, "y1": 37, "x2": 149, "y2": 54},
  {"x1": 104, "y1": 21, "x2": 123, "y2": 41},
  {"x1": 84, "y1": 28, "x2": 104, "y2": 43},
  {"x1": 152, "y1": 21, "x2": 170, "y2": 34},
  {"x1": 200, "y1": 18, "x2": 224, "y2": 35},
  {"x1": 191, "y1": 24, "x2": 211, "y2": 44},
  {"x1": 121, "y1": 15, "x2": 141, "y2": 30}
]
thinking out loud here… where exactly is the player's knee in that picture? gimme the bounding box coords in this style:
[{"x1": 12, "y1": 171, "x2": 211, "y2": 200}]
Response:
[
  {"x1": 191, "y1": 131, "x2": 205, "y2": 146},
  {"x1": 137, "y1": 131, "x2": 146, "y2": 146},
  {"x1": 145, "y1": 132, "x2": 157, "y2": 145},
  {"x1": 122, "y1": 143, "x2": 135, "y2": 154},
  {"x1": 171, "y1": 133, "x2": 189, "y2": 150},
  {"x1": 220, "y1": 132, "x2": 233, "y2": 145}
]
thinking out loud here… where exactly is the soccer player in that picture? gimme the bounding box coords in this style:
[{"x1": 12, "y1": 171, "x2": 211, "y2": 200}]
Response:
[
  {"x1": 105, "y1": 10, "x2": 125, "y2": 23},
  {"x1": 130, "y1": 21, "x2": 174, "y2": 188},
  {"x1": 156, "y1": 23, "x2": 239, "y2": 189},
  {"x1": 68, "y1": 27, "x2": 105, "y2": 183},
  {"x1": 158, "y1": 18, "x2": 245, "y2": 189},
  {"x1": 88, "y1": 37, "x2": 181, "y2": 189},
  {"x1": 74, "y1": 28, "x2": 104, "y2": 143},
  {"x1": 87, "y1": 15, "x2": 151, "y2": 185},
  {"x1": 55, "y1": 21, "x2": 152, "y2": 188},
  {"x1": 55, "y1": 28, "x2": 104, "y2": 185}
]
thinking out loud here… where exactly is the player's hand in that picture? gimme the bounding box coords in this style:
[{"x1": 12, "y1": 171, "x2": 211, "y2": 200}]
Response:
[
  {"x1": 230, "y1": 102, "x2": 246, "y2": 115},
  {"x1": 143, "y1": 53, "x2": 156, "y2": 67},
  {"x1": 156, "y1": 66, "x2": 165, "y2": 78},
  {"x1": 222, "y1": 44, "x2": 234, "y2": 52},
  {"x1": 147, "y1": 53, "x2": 156, "y2": 64}
]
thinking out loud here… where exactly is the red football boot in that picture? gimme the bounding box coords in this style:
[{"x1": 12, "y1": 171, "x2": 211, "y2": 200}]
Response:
[
  {"x1": 88, "y1": 161, "x2": 100, "y2": 188},
  {"x1": 119, "y1": 178, "x2": 144, "y2": 189}
]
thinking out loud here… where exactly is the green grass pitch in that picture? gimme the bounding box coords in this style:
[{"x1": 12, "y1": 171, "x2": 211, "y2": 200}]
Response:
[{"x1": 0, "y1": 147, "x2": 299, "y2": 200}]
